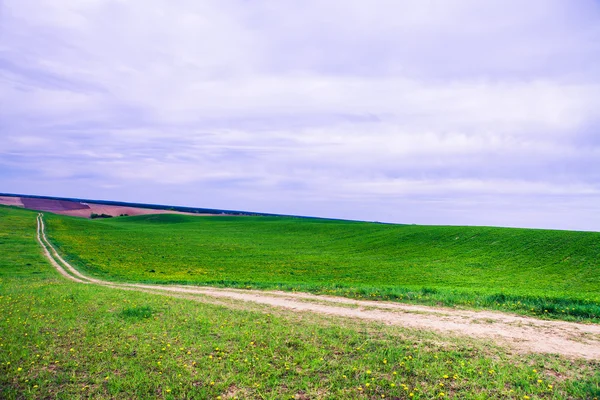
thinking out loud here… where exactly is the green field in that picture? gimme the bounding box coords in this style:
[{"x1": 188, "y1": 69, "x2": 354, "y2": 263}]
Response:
[
  {"x1": 42, "y1": 210, "x2": 600, "y2": 321},
  {"x1": 2, "y1": 206, "x2": 600, "y2": 398}
]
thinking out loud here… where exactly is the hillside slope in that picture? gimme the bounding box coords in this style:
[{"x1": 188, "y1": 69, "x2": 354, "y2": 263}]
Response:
[{"x1": 38, "y1": 209, "x2": 600, "y2": 320}]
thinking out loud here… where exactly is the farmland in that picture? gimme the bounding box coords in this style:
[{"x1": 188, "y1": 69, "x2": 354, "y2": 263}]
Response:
[
  {"x1": 42, "y1": 211, "x2": 600, "y2": 322},
  {"x1": 2, "y1": 206, "x2": 600, "y2": 399}
]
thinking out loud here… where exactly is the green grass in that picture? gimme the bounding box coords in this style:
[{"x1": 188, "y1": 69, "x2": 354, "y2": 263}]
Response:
[
  {"x1": 1, "y1": 206, "x2": 600, "y2": 398},
  {"x1": 41, "y1": 210, "x2": 600, "y2": 321}
]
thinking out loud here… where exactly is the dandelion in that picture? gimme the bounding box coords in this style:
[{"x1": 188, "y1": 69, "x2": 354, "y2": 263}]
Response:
[
  {"x1": 366, "y1": 370, "x2": 372, "y2": 374},
  {"x1": 548, "y1": 385, "x2": 553, "y2": 389}
]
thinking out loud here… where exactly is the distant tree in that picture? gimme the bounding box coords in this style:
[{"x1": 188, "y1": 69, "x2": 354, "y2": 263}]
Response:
[{"x1": 90, "y1": 213, "x2": 113, "y2": 219}]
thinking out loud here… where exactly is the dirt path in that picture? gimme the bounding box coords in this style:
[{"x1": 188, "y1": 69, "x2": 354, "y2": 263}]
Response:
[{"x1": 36, "y1": 214, "x2": 600, "y2": 360}]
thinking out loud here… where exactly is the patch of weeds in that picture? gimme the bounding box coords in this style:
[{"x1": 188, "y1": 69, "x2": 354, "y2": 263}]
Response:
[{"x1": 119, "y1": 305, "x2": 154, "y2": 320}]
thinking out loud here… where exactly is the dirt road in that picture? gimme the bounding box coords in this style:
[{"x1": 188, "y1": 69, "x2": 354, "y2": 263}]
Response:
[{"x1": 36, "y1": 214, "x2": 600, "y2": 360}]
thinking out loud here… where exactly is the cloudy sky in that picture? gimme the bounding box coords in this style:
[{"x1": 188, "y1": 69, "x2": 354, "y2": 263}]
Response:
[{"x1": 1, "y1": 1, "x2": 600, "y2": 231}]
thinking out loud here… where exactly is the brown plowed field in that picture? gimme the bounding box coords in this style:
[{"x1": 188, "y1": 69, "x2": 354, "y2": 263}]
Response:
[
  {"x1": 0, "y1": 196, "x2": 24, "y2": 207},
  {"x1": 22, "y1": 197, "x2": 90, "y2": 212},
  {"x1": 0, "y1": 196, "x2": 205, "y2": 218}
]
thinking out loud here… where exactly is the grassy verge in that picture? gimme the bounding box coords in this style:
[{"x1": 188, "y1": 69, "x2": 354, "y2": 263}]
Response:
[
  {"x1": 1, "y1": 207, "x2": 600, "y2": 398},
  {"x1": 41, "y1": 211, "x2": 600, "y2": 322}
]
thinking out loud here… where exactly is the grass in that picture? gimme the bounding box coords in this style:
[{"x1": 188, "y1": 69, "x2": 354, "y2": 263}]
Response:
[
  {"x1": 40, "y1": 210, "x2": 600, "y2": 322},
  {"x1": 1, "y1": 206, "x2": 600, "y2": 398}
]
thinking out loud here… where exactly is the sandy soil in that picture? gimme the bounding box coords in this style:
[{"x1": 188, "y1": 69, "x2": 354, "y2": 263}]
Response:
[
  {"x1": 0, "y1": 196, "x2": 24, "y2": 207},
  {"x1": 36, "y1": 214, "x2": 600, "y2": 360}
]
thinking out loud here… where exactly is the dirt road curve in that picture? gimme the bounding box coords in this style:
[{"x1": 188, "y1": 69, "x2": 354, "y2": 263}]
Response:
[{"x1": 36, "y1": 214, "x2": 600, "y2": 360}]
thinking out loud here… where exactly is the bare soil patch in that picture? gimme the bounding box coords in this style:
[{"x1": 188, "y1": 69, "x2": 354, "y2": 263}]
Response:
[
  {"x1": 61, "y1": 203, "x2": 198, "y2": 218},
  {"x1": 0, "y1": 196, "x2": 24, "y2": 207},
  {"x1": 22, "y1": 197, "x2": 90, "y2": 212},
  {"x1": 4, "y1": 196, "x2": 207, "y2": 218}
]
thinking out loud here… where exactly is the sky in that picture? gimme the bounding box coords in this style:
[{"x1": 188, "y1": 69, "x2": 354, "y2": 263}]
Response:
[{"x1": 1, "y1": 1, "x2": 600, "y2": 231}]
